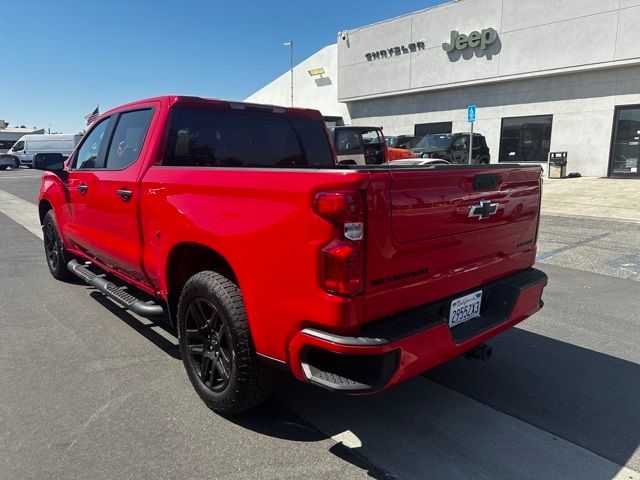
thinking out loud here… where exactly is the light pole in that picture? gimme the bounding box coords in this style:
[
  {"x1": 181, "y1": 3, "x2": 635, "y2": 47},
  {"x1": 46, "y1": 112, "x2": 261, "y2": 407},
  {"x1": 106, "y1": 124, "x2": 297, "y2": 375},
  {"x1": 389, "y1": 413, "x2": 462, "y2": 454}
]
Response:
[{"x1": 283, "y1": 41, "x2": 293, "y2": 107}]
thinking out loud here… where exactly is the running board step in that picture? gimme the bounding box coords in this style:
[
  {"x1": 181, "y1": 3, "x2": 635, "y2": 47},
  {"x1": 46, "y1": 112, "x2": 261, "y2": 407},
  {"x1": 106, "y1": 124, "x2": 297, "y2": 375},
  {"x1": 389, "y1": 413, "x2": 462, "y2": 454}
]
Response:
[{"x1": 67, "y1": 259, "x2": 164, "y2": 318}]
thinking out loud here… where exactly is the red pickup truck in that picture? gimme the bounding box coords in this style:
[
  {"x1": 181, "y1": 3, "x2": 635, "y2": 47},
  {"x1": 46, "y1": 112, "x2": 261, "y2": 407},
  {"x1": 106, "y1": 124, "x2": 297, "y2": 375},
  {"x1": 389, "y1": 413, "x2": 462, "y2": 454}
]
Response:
[{"x1": 36, "y1": 96, "x2": 547, "y2": 415}]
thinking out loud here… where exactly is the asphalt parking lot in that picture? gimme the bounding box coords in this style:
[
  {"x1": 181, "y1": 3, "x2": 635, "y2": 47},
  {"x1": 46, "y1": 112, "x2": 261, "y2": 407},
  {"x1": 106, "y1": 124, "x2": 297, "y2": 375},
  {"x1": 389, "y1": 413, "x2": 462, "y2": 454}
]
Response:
[{"x1": 0, "y1": 168, "x2": 638, "y2": 480}]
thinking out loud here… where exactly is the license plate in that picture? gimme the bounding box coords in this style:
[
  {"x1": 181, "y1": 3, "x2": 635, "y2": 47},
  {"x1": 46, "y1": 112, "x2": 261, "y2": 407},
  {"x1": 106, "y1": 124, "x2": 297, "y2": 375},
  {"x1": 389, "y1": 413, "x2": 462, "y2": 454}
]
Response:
[{"x1": 449, "y1": 290, "x2": 482, "y2": 328}]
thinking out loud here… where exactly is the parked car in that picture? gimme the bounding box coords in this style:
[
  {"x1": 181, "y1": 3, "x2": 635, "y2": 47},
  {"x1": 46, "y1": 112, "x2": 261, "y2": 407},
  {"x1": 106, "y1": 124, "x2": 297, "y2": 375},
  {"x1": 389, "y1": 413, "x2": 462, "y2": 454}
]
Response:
[
  {"x1": 385, "y1": 135, "x2": 421, "y2": 150},
  {"x1": 386, "y1": 158, "x2": 451, "y2": 166},
  {"x1": 329, "y1": 126, "x2": 413, "y2": 164},
  {"x1": 5, "y1": 133, "x2": 82, "y2": 168},
  {"x1": 412, "y1": 132, "x2": 490, "y2": 164},
  {"x1": 37, "y1": 95, "x2": 546, "y2": 415},
  {"x1": 0, "y1": 154, "x2": 20, "y2": 170}
]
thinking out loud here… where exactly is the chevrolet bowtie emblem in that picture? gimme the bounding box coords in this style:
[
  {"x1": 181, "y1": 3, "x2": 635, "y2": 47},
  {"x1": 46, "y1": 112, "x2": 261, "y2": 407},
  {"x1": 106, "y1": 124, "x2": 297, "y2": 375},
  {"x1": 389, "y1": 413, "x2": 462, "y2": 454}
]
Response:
[{"x1": 468, "y1": 200, "x2": 499, "y2": 220}]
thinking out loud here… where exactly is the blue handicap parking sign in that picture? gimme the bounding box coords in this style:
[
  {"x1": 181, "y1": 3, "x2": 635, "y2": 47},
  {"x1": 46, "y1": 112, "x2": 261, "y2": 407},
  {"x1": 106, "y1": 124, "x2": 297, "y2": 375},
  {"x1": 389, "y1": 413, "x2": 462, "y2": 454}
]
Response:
[{"x1": 467, "y1": 105, "x2": 476, "y2": 123}]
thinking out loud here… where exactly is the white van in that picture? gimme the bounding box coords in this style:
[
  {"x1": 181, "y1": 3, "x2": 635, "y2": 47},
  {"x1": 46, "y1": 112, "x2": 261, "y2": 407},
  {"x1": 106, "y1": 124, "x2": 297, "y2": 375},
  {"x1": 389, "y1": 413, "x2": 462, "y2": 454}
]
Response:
[{"x1": 5, "y1": 134, "x2": 83, "y2": 168}]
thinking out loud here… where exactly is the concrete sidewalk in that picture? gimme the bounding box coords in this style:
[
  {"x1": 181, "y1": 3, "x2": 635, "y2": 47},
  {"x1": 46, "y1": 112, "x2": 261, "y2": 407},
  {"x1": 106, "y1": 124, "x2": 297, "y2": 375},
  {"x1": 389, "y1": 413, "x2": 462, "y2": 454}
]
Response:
[{"x1": 541, "y1": 177, "x2": 640, "y2": 223}]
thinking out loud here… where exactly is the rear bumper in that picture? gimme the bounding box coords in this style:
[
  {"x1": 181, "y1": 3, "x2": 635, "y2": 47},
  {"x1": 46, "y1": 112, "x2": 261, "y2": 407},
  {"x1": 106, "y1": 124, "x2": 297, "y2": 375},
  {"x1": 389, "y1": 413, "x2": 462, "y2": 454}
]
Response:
[{"x1": 288, "y1": 268, "x2": 547, "y2": 393}]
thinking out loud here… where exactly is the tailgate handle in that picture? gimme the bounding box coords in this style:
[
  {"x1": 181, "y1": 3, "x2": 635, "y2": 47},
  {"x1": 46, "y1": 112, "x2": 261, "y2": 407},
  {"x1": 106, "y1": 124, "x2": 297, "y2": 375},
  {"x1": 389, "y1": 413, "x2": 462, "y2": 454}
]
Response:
[{"x1": 473, "y1": 174, "x2": 501, "y2": 191}]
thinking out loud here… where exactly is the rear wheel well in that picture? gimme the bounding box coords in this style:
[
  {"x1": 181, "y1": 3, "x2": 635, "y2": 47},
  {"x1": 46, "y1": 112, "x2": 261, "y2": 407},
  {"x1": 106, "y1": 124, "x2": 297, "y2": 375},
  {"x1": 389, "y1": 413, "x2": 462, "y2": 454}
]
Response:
[
  {"x1": 38, "y1": 200, "x2": 53, "y2": 225},
  {"x1": 165, "y1": 243, "x2": 237, "y2": 325}
]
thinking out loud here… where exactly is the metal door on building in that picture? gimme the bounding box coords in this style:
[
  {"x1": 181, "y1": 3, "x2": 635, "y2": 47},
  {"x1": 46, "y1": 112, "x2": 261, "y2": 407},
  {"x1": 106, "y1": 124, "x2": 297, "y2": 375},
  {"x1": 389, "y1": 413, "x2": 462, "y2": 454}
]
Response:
[{"x1": 610, "y1": 106, "x2": 640, "y2": 178}]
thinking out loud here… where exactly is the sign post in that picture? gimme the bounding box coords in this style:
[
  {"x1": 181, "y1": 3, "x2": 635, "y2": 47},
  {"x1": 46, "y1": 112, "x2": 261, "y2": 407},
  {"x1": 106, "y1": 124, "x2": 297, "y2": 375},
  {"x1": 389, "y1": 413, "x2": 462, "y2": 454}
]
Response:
[{"x1": 467, "y1": 105, "x2": 476, "y2": 164}]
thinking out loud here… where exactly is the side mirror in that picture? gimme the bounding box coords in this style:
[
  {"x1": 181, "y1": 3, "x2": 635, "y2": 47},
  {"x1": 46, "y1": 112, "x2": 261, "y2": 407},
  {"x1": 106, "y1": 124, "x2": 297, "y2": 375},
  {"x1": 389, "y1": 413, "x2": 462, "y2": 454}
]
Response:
[{"x1": 34, "y1": 153, "x2": 66, "y2": 172}]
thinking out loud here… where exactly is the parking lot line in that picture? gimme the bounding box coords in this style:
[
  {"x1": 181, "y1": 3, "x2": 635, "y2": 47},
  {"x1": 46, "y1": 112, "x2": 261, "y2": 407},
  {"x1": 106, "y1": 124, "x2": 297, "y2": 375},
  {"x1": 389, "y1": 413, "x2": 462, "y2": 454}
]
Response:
[
  {"x1": 537, "y1": 232, "x2": 610, "y2": 261},
  {"x1": 0, "y1": 174, "x2": 44, "y2": 180},
  {"x1": 0, "y1": 188, "x2": 42, "y2": 239}
]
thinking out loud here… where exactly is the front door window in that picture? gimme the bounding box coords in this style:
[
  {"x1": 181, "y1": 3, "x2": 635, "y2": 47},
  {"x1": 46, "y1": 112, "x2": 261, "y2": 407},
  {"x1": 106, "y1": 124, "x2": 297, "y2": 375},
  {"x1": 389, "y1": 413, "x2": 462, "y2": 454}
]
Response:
[{"x1": 610, "y1": 106, "x2": 640, "y2": 177}]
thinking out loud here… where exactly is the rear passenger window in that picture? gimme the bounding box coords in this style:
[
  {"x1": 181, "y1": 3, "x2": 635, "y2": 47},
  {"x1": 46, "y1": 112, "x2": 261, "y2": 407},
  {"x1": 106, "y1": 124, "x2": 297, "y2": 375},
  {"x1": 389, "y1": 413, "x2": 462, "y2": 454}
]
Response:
[
  {"x1": 106, "y1": 109, "x2": 153, "y2": 170},
  {"x1": 163, "y1": 107, "x2": 334, "y2": 168}
]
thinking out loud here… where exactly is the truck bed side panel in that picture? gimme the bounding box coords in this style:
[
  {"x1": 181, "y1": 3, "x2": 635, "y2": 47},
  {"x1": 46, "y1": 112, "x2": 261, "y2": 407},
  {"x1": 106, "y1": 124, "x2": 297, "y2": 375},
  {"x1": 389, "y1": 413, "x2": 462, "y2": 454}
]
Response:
[{"x1": 139, "y1": 167, "x2": 370, "y2": 360}]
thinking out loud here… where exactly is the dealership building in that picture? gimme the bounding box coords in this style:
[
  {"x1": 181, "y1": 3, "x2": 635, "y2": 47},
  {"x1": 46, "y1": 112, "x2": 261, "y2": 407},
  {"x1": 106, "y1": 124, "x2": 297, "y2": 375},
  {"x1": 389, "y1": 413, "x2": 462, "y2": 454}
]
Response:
[{"x1": 247, "y1": 0, "x2": 640, "y2": 178}]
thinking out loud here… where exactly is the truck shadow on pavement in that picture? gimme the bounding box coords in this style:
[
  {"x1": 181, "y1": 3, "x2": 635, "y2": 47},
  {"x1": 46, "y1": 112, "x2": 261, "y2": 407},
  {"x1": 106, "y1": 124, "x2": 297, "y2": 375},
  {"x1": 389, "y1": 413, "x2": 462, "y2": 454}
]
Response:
[
  {"x1": 88, "y1": 291, "x2": 181, "y2": 360},
  {"x1": 425, "y1": 327, "x2": 640, "y2": 473},
  {"x1": 82, "y1": 279, "x2": 639, "y2": 478},
  {"x1": 227, "y1": 327, "x2": 640, "y2": 480},
  {"x1": 228, "y1": 397, "x2": 398, "y2": 479}
]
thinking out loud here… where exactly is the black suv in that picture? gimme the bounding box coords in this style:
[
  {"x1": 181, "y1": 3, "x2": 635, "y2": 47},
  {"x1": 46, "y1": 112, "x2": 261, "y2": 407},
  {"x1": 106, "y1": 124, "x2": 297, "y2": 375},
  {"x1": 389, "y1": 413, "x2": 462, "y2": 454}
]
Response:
[{"x1": 411, "y1": 133, "x2": 490, "y2": 164}]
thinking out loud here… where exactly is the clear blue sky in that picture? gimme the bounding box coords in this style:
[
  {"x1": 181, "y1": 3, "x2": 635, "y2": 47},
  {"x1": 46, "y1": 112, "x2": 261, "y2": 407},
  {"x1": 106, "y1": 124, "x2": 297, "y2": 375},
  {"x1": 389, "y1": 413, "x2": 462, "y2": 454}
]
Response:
[{"x1": 2, "y1": 0, "x2": 444, "y2": 133}]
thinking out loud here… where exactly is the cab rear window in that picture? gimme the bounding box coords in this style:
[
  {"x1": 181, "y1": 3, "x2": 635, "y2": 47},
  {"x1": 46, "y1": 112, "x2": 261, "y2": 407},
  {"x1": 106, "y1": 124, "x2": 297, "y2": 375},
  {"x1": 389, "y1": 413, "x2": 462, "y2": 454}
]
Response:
[{"x1": 163, "y1": 107, "x2": 334, "y2": 168}]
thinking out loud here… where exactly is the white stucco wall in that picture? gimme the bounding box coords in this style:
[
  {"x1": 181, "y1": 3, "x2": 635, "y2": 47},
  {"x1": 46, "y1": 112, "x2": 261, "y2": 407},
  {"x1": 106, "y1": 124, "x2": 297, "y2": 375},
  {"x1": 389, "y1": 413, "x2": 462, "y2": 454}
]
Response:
[
  {"x1": 347, "y1": 65, "x2": 640, "y2": 177},
  {"x1": 246, "y1": 0, "x2": 640, "y2": 177},
  {"x1": 337, "y1": 0, "x2": 640, "y2": 101},
  {"x1": 245, "y1": 44, "x2": 350, "y2": 123}
]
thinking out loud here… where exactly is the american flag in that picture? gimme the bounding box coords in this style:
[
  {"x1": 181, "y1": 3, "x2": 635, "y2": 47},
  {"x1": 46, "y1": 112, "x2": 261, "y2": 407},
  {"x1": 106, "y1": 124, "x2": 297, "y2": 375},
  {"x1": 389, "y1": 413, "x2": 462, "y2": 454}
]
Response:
[{"x1": 85, "y1": 106, "x2": 99, "y2": 125}]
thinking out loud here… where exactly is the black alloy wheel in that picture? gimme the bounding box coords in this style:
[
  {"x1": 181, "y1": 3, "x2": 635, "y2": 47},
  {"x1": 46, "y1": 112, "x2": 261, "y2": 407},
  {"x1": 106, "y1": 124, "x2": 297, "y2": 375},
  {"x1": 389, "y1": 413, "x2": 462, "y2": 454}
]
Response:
[
  {"x1": 184, "y1": 298, "x2": 233, "y2": 393},
  {"x1": 44, "y1": 220, "x2": 60, "y2": 270},
  {"x1": 177, "y1": 271, "x2": 279, "y2": 414},
  {"x1": 42, "y1": 210, "x2": 72, "y2": 280}
]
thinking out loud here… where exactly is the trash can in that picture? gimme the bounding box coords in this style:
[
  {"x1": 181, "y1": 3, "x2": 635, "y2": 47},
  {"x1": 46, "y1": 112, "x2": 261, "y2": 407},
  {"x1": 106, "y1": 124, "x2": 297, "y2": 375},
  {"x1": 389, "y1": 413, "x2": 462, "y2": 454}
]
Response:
[{"x1": 548, "y1": 152, "x2": 567, "y2": 179}]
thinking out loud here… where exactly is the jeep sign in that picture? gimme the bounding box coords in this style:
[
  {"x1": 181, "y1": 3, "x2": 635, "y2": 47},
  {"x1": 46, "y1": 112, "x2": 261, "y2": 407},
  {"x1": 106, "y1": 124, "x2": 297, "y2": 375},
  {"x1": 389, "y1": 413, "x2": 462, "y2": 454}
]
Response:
[{"x1": 442, "y1": 28, "x2": 498, "y2": 52}]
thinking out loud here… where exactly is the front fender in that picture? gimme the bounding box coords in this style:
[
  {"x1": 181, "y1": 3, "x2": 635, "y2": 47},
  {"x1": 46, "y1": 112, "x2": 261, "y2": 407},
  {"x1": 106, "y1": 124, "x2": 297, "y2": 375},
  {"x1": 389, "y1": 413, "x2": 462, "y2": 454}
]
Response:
[{"x1": 38, "y1": 172, "x2": 72, "y2": 246}]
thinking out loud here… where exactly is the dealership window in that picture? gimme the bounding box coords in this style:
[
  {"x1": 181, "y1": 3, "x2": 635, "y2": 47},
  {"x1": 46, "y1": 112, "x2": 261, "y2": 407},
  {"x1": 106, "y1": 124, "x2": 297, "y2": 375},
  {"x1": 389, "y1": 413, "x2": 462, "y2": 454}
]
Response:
[
  {"x1": 414, "y1": 122, "x2": 452, "y2": 138},
  {"x1": 499, "y1": 115, "x2": 553, "y2": 162},
  {"x1": 610, "y1": 105, "x2": 640, "y2": 177}
]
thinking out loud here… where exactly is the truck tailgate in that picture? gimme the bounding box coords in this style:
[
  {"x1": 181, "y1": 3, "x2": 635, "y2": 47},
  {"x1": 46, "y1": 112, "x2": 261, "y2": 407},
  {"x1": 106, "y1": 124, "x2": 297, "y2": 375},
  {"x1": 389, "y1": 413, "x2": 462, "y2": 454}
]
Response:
[
  {"x1": 390, "y1": 167, "x2": 540, "y2": 242},
  {"x1": 364, "y1": 166, "x2": 542, "y2": 322}
]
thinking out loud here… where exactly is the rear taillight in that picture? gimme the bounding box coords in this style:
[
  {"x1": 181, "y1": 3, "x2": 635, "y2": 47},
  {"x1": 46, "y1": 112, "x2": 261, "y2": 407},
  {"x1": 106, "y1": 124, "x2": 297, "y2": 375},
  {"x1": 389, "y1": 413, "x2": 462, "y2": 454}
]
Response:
[
  {"x1": 313, "y1": 191, "x2": 365, "y2": 296},
  {"x1": 535, "y1": 176, "x2": 543, "y2": 245}
]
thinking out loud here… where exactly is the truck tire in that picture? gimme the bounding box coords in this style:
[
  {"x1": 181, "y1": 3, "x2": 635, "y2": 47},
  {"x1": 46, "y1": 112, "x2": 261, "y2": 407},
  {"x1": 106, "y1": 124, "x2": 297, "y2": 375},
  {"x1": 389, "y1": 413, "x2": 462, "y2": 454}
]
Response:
[
  {"x1": 42, "y1": 210, "x2": 73, "y2": 281},
  {"x1": 177, "y1": 271, "x2": 278, "y2": 415},
  {"x1": 0, "y1": 165, "x2": 7, "y2": 170}
]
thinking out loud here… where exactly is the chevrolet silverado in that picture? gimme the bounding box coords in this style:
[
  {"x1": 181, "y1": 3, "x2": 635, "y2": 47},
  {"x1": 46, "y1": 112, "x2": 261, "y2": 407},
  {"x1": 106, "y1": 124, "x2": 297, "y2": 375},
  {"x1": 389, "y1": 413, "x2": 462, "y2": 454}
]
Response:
[{"x1": 36, "y1": 96, "x2": 547, "y2": 414}]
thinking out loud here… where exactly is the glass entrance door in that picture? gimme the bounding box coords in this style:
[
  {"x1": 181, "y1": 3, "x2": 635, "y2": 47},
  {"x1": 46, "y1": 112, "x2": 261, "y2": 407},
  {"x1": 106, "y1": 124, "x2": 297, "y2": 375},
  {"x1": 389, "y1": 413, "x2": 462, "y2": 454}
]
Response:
[{"x1": 610, "y1": 106, "x2": 640, "y2": 177}]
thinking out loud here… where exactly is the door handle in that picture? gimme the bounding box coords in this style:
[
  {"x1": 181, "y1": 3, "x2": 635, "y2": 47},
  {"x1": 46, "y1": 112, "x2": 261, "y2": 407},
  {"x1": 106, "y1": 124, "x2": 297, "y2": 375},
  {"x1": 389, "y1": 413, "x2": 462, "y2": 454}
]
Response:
[
  {"x1": 116, "y1": 189, "x2": 132, "y2": 201},
  {"x1": 77, "y1": 184, "x2": 88, "y2": 194}
]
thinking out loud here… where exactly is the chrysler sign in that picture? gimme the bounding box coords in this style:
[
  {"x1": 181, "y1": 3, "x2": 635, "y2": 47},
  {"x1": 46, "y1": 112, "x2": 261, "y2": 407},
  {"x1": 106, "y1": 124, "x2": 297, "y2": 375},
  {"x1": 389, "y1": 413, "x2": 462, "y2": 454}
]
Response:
[
  {"x1": 442, "y1": 28, "x2": 498, "y2": 52},
  {"x1": 365, "y1": 40, "x2": 426, "y2": 61}
]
